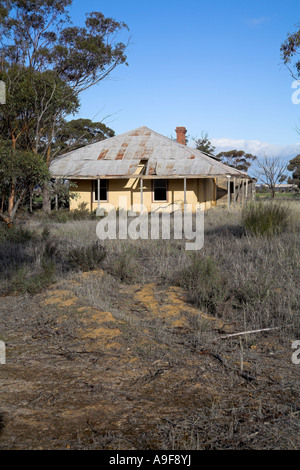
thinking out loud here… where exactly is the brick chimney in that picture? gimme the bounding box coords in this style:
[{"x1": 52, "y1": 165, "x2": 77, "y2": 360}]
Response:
[{"x1": 175, "y1": 127, "x2": 187, "y2": 145}]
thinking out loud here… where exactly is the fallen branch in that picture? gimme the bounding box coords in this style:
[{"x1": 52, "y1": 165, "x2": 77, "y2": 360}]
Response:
[{"x1": 216, "y1": 326, "x2": 280, "y2": 340}]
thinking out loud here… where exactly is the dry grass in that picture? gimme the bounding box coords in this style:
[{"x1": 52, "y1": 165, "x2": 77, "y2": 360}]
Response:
[{"x1": 0, "y1": 200, "x2": 300, "y2": 449}]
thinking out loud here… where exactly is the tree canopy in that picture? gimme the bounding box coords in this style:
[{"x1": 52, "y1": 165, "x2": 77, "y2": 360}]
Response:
[
  {"x1": 193, "y1": 132, "x2": 215, "y2": 156},
  {"x1": 0, "y1": 1, "x2": 129, "y2": 93},
  {"x1": 280, "y1": 23, "x2": 300, "y2": 80},
  {"x1": 287, "y1": 154, "x2": 300, "y2": 188},
  {"x1": 216, "y1": 149, "x2": 257, "y2": 172},
  {"x1": 0, "y1": 64, "x2": 79, "y2": 154},
  {"x1": 0, "y1": 0, "x2": 129, "y2": 158},
  {"x1": 52, "y1": 118, "x2": 115, "y2": 155}
]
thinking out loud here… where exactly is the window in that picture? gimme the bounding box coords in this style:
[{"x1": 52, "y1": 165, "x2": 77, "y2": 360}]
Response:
[
  {"x1": 153, "y1": 179, "x2": 168, "y2": 202},
  {"x1": 94, "y1": 179, "x2": 108, "y2": 201}
]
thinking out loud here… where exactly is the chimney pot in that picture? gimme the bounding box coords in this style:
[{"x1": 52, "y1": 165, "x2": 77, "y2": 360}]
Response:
[{"x1": 175, "y1": 127, "x2": 187, "y2": 145}]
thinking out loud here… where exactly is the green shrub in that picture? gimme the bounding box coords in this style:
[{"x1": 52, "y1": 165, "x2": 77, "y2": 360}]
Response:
[
  {"x1": 0, "y1": 225, "x2": 36, "y2": 243},
  {"x1": 242, "y1": 202, "x2": 290, "y2": 237},
  {"x1": 66, "y1": 242, "x2": 106, "y2": 271},
  {"x1": 10, "y1": 261, "x2": 56, "y2": 294},
  {"x1": 176, "y1": 256, "x2": 228, "y2": 315}
]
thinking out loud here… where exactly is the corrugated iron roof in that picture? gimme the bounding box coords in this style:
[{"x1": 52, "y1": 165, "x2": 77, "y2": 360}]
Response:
[{"x1": 49, "y1": 126, "x2": 250, "y2": 179}]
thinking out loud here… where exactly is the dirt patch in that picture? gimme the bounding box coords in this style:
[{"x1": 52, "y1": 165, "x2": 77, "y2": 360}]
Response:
[{"x1": 0, "y1": 270, "x2": 299, "y2": 449}]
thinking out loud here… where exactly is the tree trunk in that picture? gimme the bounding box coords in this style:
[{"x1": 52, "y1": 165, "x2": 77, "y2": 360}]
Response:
[
  {"x1": 10, "y1": 188, "x2": 27, "y2": 221},
  {"x1": 0, "y1": 212, "x2": 13, "y2": 228},
  {"x1": 7, "y1": 181, "x2": 16, "y2": 217},
  {"x1": 42, "y1": 145, "x2": 52, "y2": 214},
  {"x1": 42, "y1": 182, "x2": 51, "y2": 214},
  {"x1": 1, "y1": 188, "x2": 28, "y2": 227},
  {"x1": 29, "y1": 184, "x2": 33, "y2": 213}
]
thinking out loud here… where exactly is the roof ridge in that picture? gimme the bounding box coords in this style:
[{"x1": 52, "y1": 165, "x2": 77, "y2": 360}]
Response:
[{"x1": 50, "y1": 125, "x2": 249, "y2": 179}]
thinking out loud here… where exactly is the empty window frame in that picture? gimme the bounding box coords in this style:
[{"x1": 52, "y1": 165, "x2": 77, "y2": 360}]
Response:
[
  {"x1": 153, "y1": 179, "x2": 168, "y2": 202},
  {"x1": 94, "y1": 179, "x2": 108, "y2": 202}
]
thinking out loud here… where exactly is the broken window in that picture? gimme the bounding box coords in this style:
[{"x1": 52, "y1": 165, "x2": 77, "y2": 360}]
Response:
[
  {"x1": 94, "y1": 179, "x2": 108, "y2": 201},
  {"x1": 153, "y1": 179, "x2": 168, "y2": 202}
]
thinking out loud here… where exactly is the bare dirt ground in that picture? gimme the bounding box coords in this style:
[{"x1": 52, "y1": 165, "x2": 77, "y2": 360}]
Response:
[{"x1": 0, "y1": 269, "x2": 299, "y2": 450}]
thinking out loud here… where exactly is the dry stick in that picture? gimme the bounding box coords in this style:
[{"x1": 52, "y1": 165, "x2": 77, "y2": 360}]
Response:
[
  {"x1": 216, "y1": 326, "x2": 280, "y2": 340},
  {"x1": 239, "y1": 336, "x2": 244, "y2": 373}
]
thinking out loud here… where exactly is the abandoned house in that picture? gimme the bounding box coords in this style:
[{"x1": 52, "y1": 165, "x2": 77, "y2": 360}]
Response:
[{"x1": 49, "y1": 126, "x2": 255, "y2": 212}]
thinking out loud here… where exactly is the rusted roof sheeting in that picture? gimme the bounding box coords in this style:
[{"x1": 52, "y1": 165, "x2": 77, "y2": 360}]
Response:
[{"x1": 50, "y1": 126, "x2": 249, "y2": 179}]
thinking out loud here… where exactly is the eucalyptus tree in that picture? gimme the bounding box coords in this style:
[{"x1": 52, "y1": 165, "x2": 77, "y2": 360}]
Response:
[
  {"x1": 0, "y1": 1, "x2": 129, "y2": 95},
  {"x1": 0, "y1": 140, "x2": 50, "y2": 223},
  {"x1": 0, "y1": 0, "x2": 129, "y2": 211},
  {"x1": 0, "y1": 64, "x2": 79, "y2": 155},
  {"x1": 216, "y1": 150, "x2": 257, "y2": 172},
  {"x1": 280, "y1": 24, "x2": 300, "y2": 135},
  {"x1": 52, "y1": 118, "x2": 115, "y2": 156},
  {"x1": 193, "y1": 132, "x2": 216, "y2": 156},
  {"x1": 280, "y1": 23, "x2": 300, "y2": 80},
  {"x1": 287, "y1": 154, "x2": 300, "y2": 189}
]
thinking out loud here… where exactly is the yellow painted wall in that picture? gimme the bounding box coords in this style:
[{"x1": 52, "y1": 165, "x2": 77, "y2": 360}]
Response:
[
  {"x1": 70, "y1": 179, "x2": 92, "y2": 211},
  {"x1": 70, "y1": 178, "x2": 216, "y2": 212}
]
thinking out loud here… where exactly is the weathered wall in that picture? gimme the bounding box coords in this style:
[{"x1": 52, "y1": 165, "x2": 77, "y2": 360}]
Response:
[{"x1": 70, "y1": 178, "x2": 216, "y2": 212}]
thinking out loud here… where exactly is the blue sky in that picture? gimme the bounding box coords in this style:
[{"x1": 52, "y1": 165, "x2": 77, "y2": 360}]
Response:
[{"x1": 69, "y1": 0, "x2": 300, "y2": 165}]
